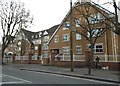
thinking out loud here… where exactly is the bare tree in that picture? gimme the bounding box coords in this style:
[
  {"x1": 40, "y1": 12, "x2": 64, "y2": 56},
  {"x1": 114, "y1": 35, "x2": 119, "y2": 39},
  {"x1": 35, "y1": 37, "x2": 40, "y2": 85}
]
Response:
[
  {"x1": 71, "y1": 2, "x2": 114, "y2": 75},
  {"x1": 0, "y1": 0, "x2": 33, "y2": 63},
  {"x1": 97, "y1": 0, "x2": 120, "y2": 35}
]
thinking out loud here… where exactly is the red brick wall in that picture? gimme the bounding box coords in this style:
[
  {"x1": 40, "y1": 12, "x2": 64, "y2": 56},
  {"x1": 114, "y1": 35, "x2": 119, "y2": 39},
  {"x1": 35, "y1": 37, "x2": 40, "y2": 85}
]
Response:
[
  {"x1": 13, "y1": 60, "x2": 41, "y2": 64},
  {"x1": 100, "y1": 62, "x2": 120, "y2": 71},
  {"x1": 53, "y1": 61, "x2": 86, "y2": 68},
  {"x1": 52, "y1": 61, "x2": 119, "y2": 71}
]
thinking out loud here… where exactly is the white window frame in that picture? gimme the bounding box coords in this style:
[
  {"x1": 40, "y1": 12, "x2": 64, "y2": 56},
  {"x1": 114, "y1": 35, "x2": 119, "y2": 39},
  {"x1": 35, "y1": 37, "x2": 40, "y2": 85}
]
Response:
[
  {"x1": 94, "y1": 44, "x2": 103, "y2": 53},
  {"x1": 63, "y1": 34, "x2": 70, "y2": 42},
  {"x1": 32, "y1": 35, "x2": 34, "y2": 38},
  {"x1": 63, "y1": 22, "x2": 70, "y2": 30},
  {"x1": 43, "y1": 43, "x2": 48, "y2": 50},
  {"x1": 75, "y1": 19, "x2": 80, "y2": 27},
  {"x1": 43, "y1": 51, "x2": 48, "y2": 58},
  {"x1": 76, "y1": 46, "x2": 82, "y2": 54},
  {"x1": 76, "y1": 33, "x2": 81, "y2": 40},
  {"x1": 87, "y1": 29, "x2": 102, "y2": 38},
  {"x1": 63, "y1": 46, "x2": 70, "y2": 55},
  {"x1": 87, "y1": 43, "x2": 103, "y2": 53},
  {"x1": 35, "y1": 46, "x2": 38, "y2": 50},
  {"x1": 43, "y1": 36, "x2": 49, "y2": 42},
  {"x1": 54, "y1": 35, "x2": 59, "y2": 43}
]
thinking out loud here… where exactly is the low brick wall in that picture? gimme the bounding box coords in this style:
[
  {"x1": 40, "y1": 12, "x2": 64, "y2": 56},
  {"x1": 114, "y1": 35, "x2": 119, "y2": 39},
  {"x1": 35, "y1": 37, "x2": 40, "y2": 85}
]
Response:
[
  {"x1": 100, "y1": 62, "x2": 120, "y2": 71},
  {"x1": 53, "y1": 61, "x2": 86, "y2": 68},
  {"x1": 13, "y1": 59, "x2": 120, "y2": 71},
  {"x1": 13, "y1": 60, "x2": 28, "y2": 64},
  {"x1": 52, "y1": 61, "x2": 120, "y2": 71},
  {"x1": 13, "y1": 60, "x2": 41, "y2": 64}
]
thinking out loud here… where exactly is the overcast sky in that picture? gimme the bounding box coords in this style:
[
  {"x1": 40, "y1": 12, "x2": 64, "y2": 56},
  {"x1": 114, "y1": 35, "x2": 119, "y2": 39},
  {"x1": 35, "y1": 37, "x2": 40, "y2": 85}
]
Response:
[
  {"x1": 19, "y1": 0, "x2": 119, "y2": 32},
  {"x1": 0, "y1": 0, "x2": 119, "y2": 42}
]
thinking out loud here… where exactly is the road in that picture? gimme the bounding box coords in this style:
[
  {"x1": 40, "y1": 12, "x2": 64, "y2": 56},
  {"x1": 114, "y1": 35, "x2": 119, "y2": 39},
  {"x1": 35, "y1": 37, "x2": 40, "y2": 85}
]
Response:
[{"x1": 2, "y1": 66, "x2": 118, "y2": 85}]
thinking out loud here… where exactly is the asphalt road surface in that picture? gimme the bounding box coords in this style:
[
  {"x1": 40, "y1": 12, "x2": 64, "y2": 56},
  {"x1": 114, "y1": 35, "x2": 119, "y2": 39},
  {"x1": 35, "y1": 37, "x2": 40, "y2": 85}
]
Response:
[{"x1": 2, "y1": 66, "x2": 118, "y2": 85}]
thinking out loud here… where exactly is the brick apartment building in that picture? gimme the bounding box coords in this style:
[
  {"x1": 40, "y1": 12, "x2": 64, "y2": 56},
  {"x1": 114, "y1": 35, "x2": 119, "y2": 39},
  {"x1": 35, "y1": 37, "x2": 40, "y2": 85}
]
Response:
[
  {"x1": 5, "y1": 1, "x2": 120, "y2": 70},
  {"x1": 5, "y1": 25, "x2": 59, "y2": 64},
  {"x1": 47, "y1": 1, "x2": 120, "y2": 70}
]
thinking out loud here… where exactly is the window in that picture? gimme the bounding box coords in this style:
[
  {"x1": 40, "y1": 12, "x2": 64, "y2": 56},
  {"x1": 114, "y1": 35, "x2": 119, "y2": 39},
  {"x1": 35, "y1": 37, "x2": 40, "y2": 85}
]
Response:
[
  {"x1": 94, "y1": 44, "x2": 103, "y2": 53},
  {"x1": 63, "y1": 34, "x2": 69, "y2": 42},
  {"x1": 63, "y1": 22, "x2": 70, "y2": 30},
  {"x1": 43, "y1": 36, "x2": 49, "y2": 42},
  {"x1": 43, "y1": 43, "x2": 48, "y2": 50},
  {"x1": 75, "y1": 19, "x2": 80, "y2": 27},
  {"x1": 76, "y1": 46, "x2": 82, "y2": 54},
  {"x1": 76, "y1": 33, "x2": 81, "y2": 40},
  {"x1": 39, "y1": 32, "x2": 42, "y2": 37},
  {"x1": 97, "y1": 13, "x2": 104, "y2": 20},
  {"x1": 54, "y1": 35, "x2": 58, "y2": 43},
  {"x1": 18, "y1": 41, "x2": 21, "y2": 45},
  {"x1": 63, "y1": 47, "x2": 70, "y2": 54},
  {"x1": 35, "y1": 46, "x2": 38, "y2": 50},
  {"x1": 87, "y1": 29, "x2": 102, "y2": 37},
  {"x1": 35, "y1": 35, "x2": 38, "y2": 38},
  {"x1": 43, "y1": 51, "x2": 48, "y2": 58},
  {"x1": 88, "y1": 44, "x2": 103, "y2": 53},
  {"x1": 32, "y1": 40, "x2": 40, "y2": 45},
  {"x1": 88, "y1": 13, "x2": 104, "y2": 24},
  {"x1": 32, "y1": 35, "x2": 34, "y2": 38},
  {"x1": 18, "y1": 47, "x2": 21, "y2": 51},
  {"x1": 88, "y1": 15, "x2": 94, "y2": 24}
]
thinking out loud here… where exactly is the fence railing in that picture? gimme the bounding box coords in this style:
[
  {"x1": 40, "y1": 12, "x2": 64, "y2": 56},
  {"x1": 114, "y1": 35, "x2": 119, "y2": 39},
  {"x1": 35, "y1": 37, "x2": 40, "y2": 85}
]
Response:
[
  {"x1": 15, "y1": 55, "x2": 43, "y2": 61},
  {"x1": 94, "y1": 55, "x2": 120, "y2": 62},
  {"x1": 54, "y1": 54, "x2": 120, "y2": 62},
  {"x1": 31, "y1": 56, "x2": 42, "y2": 60},
  {"x1": 3, "y1": 57, "x2": 12, "y2": 63},
  {"x1": 14, "y1": 54, "x2": 120, "y2": 62},
  {"x1": 15, "y1": 56, "x2": 28, "y2": 60},
  {"x1": 55, "y1": 54, "x2": 85, "y2": 61}
]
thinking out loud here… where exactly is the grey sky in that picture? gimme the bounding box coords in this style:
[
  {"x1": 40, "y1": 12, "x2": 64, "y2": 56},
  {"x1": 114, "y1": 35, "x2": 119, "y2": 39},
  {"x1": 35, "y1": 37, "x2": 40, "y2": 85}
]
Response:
[
  {"x1": 0, "y1": 0, "x2": 119, "y2": 42},
  {"x1": 19, "y1": 0, "x2": 119, "y2": 32}
]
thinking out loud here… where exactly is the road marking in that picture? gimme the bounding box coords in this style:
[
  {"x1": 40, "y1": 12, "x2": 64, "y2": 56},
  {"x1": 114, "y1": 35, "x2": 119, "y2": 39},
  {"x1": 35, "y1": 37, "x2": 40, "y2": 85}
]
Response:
[
  {"x1": 54, "y1": 74, "x2": 118, "y2": 84},
  {"x1": 26, "y1": 70, "x2": 117, "y2": 84},
  {"x1": 2, "y1": 74, "x2": 32, "y2": 84},
  {"x1": 1, "y1": 81, "x2": 25, "y2": 84}
]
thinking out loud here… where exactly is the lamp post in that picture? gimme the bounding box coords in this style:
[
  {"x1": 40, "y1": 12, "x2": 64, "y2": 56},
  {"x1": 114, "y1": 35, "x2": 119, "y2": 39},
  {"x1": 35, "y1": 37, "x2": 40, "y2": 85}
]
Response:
[{"x1": 70, "y1": 0, "x2": 74, "y2": 72}]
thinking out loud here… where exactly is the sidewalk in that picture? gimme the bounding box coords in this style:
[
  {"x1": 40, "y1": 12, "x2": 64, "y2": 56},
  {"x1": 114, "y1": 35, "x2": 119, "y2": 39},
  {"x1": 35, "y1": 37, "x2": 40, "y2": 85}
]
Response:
[{"x1": 3, "y1": 63, "x2": 120, "y2": 84}]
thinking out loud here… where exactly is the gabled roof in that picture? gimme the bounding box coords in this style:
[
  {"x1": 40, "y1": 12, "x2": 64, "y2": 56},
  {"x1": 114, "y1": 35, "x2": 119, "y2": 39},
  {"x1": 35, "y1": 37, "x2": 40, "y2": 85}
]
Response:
[
  {"x1": 47, "y1": 1, "x2": 115, "y2": 44},
  {"x1": 20, "y1": 24, "x2": 59, "y2": 44},
  {"x1": 40, "y1": 24, "x2": 59, "y2": 37},
  {"x1": 21, "y1": 29, "x2": 39, "y2": 44},
  {"x1": 48, "y1": 24, "x2": 59, "y2": 35}
]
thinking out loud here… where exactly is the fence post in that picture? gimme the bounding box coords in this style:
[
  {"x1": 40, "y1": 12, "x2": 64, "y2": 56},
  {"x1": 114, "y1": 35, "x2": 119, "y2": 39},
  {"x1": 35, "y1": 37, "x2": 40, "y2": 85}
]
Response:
[
  {"x1": 73, "y1": 54, "x2": 75, "y2": 61},
  {"x1": 105, "y1": 54, "x2": 107, "y2": 62},
  {"x1": 63, "y1": 54, "x2": 64, "y2": 61}
]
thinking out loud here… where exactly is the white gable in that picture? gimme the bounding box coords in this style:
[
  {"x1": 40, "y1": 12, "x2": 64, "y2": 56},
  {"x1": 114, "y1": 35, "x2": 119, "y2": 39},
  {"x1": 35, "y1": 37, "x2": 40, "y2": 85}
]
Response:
[
  {"x1": 39, "y1": 32, "x2": 42, "y2": 37},
  {"x1": 43, "y1": 31, "x2": 48, "y2": 35}
]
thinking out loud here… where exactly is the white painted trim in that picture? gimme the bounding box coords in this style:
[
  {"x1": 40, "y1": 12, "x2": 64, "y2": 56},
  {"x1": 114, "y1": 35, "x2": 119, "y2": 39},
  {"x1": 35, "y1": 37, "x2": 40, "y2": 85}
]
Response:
[{"x1": 2, "y1": 74, "x2": 32, "y2": 83}]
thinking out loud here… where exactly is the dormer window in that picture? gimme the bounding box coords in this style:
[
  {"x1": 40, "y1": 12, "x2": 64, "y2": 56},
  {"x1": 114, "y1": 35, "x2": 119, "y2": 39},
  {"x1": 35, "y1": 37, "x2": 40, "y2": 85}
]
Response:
[
  {"x1": 63, "y1": 22, "x2": 70, "y2": 30},
  {"x1": 32, "y1": 35, "x2": 34, "y2": 38},
  {"x1": 39, "y1": 32, "x2": 42, "y2": 37},
  {"x1": 54, "y1": 35, "x2": 58, "y2": 43},
  {"x1": 35, "y1": 35, "x2": 38, "y2": 38},
  {"x1": 75, "y1": 19, "x2": 80, "y2": 27}
]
